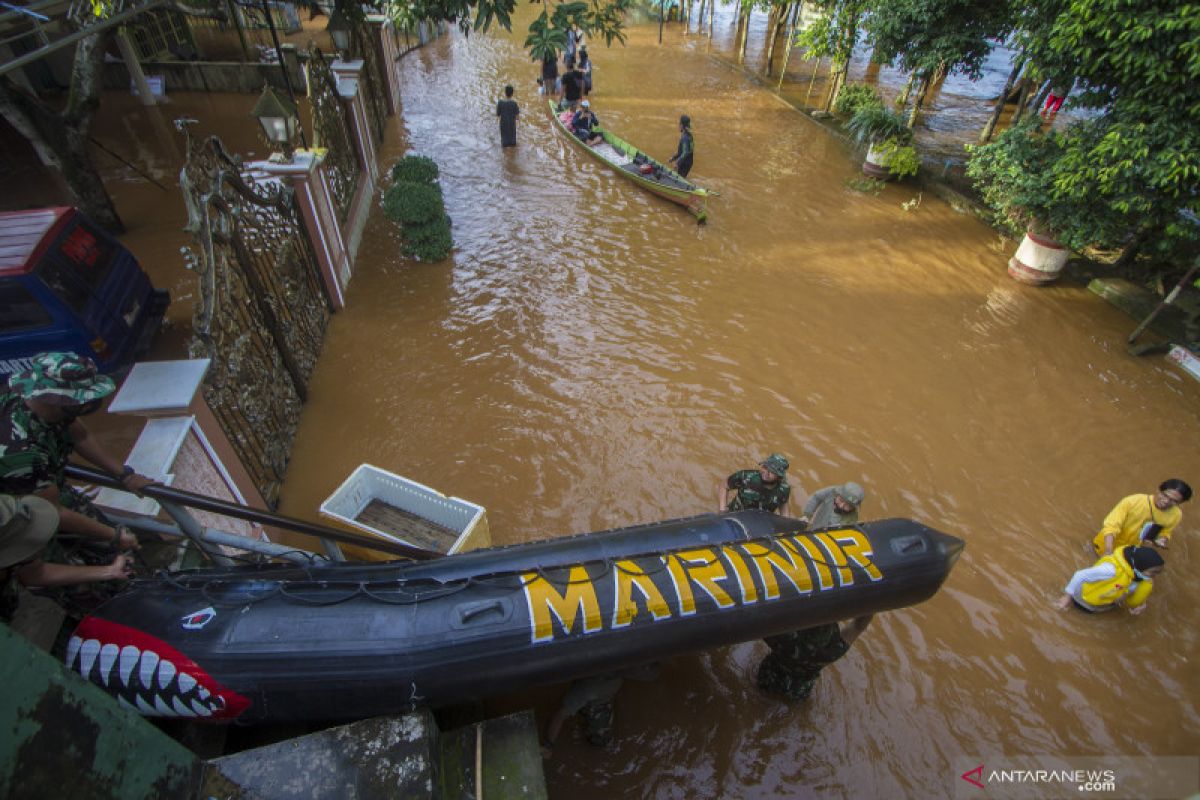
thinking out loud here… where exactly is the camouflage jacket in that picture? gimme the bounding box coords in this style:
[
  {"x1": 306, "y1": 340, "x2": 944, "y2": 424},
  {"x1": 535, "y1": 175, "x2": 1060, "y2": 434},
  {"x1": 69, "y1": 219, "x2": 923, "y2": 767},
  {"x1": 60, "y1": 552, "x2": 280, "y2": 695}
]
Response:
[
  {"x1": 725, "y1": 469, "x2": 790, "y2": 512},
  {"x1": 0, "y1": 390, "x2": 74, "y2": 495},
  {"x1": 763, "y1": 622, "x2": 850, "y2": 668}
]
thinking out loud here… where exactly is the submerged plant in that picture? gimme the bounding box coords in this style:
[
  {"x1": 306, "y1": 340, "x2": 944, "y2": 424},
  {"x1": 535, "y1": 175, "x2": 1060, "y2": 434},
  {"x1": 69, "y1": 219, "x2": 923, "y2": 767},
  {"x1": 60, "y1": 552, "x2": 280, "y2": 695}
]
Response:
[{"x1": 845, "y1": 176, "x2": 886, "y2": 195}]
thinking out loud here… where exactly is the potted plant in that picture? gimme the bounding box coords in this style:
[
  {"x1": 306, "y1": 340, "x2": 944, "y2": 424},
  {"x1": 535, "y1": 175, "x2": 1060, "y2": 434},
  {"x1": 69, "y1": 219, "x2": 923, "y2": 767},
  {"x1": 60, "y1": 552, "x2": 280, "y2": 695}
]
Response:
[
  {"x1": 965, "y1": 119, "x2": 1071, "y2": 284},
  {"x1": 846, "y1": 105, "x2": 919, "y2": 181}
]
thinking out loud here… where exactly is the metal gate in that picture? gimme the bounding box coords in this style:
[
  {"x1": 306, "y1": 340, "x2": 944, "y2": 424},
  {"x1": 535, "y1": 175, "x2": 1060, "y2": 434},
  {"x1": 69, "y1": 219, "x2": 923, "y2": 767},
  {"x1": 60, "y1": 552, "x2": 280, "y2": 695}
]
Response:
[
  {"x1": 307, "y1": 49, "x2": 362, "y2": 224},
  {"x1": 178, "y1": 125, "x2": 331, "y2": 507}
]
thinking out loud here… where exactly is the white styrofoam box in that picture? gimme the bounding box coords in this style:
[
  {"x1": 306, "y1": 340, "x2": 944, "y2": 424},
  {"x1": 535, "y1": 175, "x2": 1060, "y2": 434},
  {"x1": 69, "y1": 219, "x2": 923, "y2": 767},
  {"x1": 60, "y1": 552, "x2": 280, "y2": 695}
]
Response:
[
  {"x1": 93, "y1": 416, "x2": 186, "y2": 515},
  {"x1": 108, "y1": 359, "x2": 211, "y2": 416},
  {"x1": 319, "y1": 464, "x2": 486, "y2": 554}
]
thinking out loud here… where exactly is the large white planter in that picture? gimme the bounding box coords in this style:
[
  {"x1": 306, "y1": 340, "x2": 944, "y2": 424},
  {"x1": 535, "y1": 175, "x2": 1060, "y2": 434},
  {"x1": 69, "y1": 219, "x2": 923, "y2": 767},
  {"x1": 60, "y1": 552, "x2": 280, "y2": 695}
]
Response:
[
  {"x1": 862, "y1": 143, "x2": 893, "y2": 180},
  {"x1": 1008, "y1": 230, "x2": 1069, "y2": 284}
]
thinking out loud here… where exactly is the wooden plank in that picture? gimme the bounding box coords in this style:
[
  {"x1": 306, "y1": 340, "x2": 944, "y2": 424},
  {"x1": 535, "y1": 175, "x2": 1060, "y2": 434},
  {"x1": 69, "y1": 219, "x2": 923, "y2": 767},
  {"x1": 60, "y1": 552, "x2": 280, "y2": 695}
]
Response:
[{"x1": 354, "y1": 499, "x2": 459, "y2": 553}]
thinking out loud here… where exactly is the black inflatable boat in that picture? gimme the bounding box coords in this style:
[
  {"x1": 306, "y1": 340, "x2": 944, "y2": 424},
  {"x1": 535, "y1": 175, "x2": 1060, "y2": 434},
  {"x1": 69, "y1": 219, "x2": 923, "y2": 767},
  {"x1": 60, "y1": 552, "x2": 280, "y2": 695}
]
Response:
[{"x1": 67, "y1": 511, "x2": 963, "y2": 723}]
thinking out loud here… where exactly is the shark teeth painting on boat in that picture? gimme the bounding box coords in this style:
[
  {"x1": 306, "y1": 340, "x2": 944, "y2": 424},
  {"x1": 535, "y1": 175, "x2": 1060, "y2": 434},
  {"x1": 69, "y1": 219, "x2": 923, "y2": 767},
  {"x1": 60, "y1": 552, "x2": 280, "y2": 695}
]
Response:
[{"x1": 67, "y1": 616, "x2": 249, "y2": 721}]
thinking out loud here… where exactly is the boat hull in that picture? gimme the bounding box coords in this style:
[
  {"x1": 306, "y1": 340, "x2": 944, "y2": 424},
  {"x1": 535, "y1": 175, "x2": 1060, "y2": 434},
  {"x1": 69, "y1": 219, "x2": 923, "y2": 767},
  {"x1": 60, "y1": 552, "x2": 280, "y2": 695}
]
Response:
[
  {"x1": 549, "y1": 100, "x2": 709, "y2": 223},
  {"x1": 69, "y1": 512, "x2": 963, "y2": 723}
]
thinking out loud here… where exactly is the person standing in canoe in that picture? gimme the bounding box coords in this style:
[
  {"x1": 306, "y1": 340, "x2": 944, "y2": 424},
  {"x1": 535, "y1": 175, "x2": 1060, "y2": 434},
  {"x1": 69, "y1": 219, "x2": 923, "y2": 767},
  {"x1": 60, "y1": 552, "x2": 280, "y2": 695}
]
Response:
[
  {"x1": 496, "y1": 85, "x2": 519, "y2": 147},
  {"x1": 667, "y1": 114, "x2": 694, "y2": 177}
]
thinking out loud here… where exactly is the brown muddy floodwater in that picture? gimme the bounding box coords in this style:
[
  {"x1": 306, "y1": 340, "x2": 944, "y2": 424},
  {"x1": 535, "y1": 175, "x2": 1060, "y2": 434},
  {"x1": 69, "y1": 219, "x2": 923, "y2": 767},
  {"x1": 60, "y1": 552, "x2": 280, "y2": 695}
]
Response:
[{"x1": 269, "y1": 13, "x2": 1200, "y2": 799}]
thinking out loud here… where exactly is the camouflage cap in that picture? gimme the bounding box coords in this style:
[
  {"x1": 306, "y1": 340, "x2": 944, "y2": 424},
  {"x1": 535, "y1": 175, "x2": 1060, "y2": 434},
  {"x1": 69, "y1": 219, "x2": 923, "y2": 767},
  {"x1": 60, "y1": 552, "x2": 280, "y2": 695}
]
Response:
[
  {"x1": 6, "y1": 352, "x2": 115, "y2": 407},
  {"x1": 760, "y1": 453, "x2": 789, "y2": 477},
  {"x1": 0, "y1": 495, "x2": 58, "y2": 568}
]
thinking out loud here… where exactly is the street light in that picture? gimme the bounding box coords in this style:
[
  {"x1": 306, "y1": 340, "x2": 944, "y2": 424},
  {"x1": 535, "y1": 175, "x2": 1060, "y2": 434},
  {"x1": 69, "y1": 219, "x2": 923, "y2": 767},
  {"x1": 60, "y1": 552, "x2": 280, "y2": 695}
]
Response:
[
  {"x1": 251, "y1": 83, "x2": 300, "y2": 160},
  {"x1": 325, "y1": 5, "x2": 352, "y2": 56}
]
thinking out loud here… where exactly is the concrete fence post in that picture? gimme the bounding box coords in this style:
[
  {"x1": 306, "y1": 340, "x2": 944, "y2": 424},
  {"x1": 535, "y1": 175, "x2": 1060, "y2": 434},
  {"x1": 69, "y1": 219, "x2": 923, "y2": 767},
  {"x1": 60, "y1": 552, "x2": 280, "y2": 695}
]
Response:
[
  {"x1": 366, "y1": 14, "x2": 401, "y2": 114},
  {"x1": 252, "y1": 151, "x2": 351, "y2": 309},
  {"x1": 330, "y1": 59, "x2": 379, "y2": 180}
]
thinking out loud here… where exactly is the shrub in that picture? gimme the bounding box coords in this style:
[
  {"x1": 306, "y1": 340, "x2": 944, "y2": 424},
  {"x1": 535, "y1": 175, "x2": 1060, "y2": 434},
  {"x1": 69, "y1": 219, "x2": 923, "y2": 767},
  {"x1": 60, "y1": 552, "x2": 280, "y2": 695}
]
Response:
[
  {"x1": 402, "y1": 216, "x2": 453, "y2": 262},
  {"x1": 965, "y1": 118, "x2": 1062, "y2": 237},
  {"x1": 390, "y1": 154, "x2": 439, "y2": 185},
  {"x1": 383, "y1": 180, "x2": 444, "y2": 227},
  {"x1": 846, "y1": 105, "x2": 911, "y2": 147},
  {"x1": 834, "y1": 83, "x2": 884, "y2": 117},
  {"x1": 878, "y1": 141, "x2": 920, "y2": 180}
]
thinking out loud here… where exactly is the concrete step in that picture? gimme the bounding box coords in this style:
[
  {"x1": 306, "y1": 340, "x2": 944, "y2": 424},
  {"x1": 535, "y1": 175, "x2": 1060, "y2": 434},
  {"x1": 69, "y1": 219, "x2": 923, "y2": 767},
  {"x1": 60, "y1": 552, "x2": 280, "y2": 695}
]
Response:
[
  {"x1": 200, "y1": 711, "x2": 440, "y2": 800},
  {"x1": 437, "y1": 711, "x2": 547, "y2": 800}
]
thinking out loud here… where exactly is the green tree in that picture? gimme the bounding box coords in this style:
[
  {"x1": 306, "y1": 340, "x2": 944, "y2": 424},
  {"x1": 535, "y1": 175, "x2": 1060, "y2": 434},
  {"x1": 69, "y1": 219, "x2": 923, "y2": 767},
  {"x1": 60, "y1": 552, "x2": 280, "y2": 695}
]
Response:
[
  {"x1": 1023, "y1": 0, "x2": 1200, "y2": 265},
  {"x1": 796, "y1": 0, "x2": 866, "y2": 112},
  {"x1": 863, "y1": 0, "x2": 1016, "y2": 127}
]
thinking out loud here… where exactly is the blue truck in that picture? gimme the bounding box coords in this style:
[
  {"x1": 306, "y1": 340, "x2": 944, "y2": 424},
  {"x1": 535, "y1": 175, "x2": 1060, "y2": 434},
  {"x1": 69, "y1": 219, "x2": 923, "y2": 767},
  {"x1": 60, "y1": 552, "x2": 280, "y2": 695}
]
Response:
[{"x1": 0, "y1": 206, "x2": 169, "y2": 379}]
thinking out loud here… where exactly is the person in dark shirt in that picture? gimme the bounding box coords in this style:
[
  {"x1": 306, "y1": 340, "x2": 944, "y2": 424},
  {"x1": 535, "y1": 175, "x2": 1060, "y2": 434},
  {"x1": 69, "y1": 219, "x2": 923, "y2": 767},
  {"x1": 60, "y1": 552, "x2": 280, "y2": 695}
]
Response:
[
  {"x1": 578, "y1": 46, "x2": 593, "y2": 94},
  {"x1": 541, "y1": 55, "x2": 559, "y2": 99},
  {"x1": 558, "y1": 64, "x2": 585, "y2": 111},
  {"x1": 496, "y1": 84, "x2": 519, "y2": 147},
  {"x1": 668, "y1": 114, "x2": 694, "y2": 177},
  {"x1": 570, "y1": 100, "x2": 602, "y2": 145}
]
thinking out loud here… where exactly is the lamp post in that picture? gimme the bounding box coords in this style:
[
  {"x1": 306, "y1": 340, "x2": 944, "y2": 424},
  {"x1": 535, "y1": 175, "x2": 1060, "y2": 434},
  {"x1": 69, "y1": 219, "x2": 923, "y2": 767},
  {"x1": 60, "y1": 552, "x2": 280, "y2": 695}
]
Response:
[
  {"x1": 326, "y1": 5, "x2": 353, "y2": 57},
  {"x1": 252, "y1": 84, "x2": 300, "y2": 161}
]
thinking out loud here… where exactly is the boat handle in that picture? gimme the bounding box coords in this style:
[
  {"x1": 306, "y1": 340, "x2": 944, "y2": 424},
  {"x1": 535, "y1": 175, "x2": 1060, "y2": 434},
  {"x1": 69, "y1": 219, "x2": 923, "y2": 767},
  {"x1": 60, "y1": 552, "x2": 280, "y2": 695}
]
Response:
[{"x1": 457, "y1": 599, "x2": 506, "y2": 624}]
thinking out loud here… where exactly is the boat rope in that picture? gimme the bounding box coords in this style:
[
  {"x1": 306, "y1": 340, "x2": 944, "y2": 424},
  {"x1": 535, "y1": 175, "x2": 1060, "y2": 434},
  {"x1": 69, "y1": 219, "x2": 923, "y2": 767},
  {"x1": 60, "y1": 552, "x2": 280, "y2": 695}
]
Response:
[{"x1": 132, "y1": 530, "x2": 855, "y2": 610}]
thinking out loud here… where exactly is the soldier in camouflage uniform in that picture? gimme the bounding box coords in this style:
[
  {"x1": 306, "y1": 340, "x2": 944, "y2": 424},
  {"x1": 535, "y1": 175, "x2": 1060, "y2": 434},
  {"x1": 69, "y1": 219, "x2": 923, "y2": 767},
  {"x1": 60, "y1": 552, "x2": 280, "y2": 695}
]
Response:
[
  {"x1": 541, "y1": 663, "x2": 660, "y2": 755},
  {"x1": 756, "y1": 615, "x2": 874, "y2": 701},
  {"x1": 719, "y1": 453, "x2": 792, "y2": 515},
  {"x1": 1, "y1": 494, "x2": 132, "y2": 624},
  {"x1": 0, "y1": 353, "x2": 153, "y2": 591}
]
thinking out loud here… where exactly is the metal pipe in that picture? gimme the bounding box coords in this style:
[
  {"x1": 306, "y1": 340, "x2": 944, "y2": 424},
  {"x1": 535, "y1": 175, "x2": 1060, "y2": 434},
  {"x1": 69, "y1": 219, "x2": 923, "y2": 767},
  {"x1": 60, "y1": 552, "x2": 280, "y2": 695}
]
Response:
[
  {"x1": 105, "y1": 513, "x2": 327, "y2": 565},
  {"x1": 158, "y1": 498, "x2": 236, "y2": 566},
  {"x1": 64, "y1": 464, "x2": 442, "y2": 560}
]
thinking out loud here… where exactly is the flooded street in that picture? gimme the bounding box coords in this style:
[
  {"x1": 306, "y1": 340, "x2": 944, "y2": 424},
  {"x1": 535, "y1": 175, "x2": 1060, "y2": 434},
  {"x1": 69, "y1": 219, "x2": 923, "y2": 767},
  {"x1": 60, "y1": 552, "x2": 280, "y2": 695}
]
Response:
[{"x1": 267, "y1": 13, "x2": 1200, "y2": 797}]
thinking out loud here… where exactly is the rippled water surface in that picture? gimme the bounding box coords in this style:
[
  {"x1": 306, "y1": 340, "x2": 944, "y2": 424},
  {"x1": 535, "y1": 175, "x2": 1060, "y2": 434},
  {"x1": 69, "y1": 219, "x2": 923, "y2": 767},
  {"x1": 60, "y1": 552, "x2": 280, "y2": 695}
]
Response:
[{"x1": 273, "y1": 12, "x2": 1200, "y2": 798}]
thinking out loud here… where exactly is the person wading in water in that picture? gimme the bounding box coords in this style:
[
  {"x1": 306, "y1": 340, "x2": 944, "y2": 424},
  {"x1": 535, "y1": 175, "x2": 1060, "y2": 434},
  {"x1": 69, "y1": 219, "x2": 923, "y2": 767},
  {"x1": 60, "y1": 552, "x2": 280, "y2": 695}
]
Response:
[{"x1": 668, "y1": 114, "x2": 694, "y2": 177}]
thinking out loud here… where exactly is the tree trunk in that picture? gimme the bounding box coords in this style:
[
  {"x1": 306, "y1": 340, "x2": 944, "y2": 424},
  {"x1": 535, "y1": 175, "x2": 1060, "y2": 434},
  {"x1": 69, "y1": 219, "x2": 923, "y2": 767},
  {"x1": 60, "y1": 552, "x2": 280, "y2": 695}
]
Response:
[
  {"x1": 737, "y1": 7, "x2": 750, "y2": 63},
  {"x1": 0, "y1": 29, "x2": 123, "y2": 233},
  {"x1": 777, "y1": 9, "x2": 796, "y2": 88},
  {"x1": 980, "y1": 55, "x2": 1025, "y2": 144},
  {"x1": 805, "y1": 55, "x2": 821, "y2": 104},
  {"x1": 905, "y1": 70, "x2": 930, "y2": 128},
  {"x1": 1010, "y1": 69, "x2": 1034, "y2": 127},
  {"x1": 764, "y1": 4, "x2": 786, "y2": 75},
  {"x1": 709, "y1": 0, "x2": 715, "y2": 39},
  {"x1": 1030, "y1": 79, "x2": 1052, "y2": 118},
  {"x1": 1114, "y1": 223, "x2": 1156, "y2": 272},
  {"x1": 896, "y1": 70, "x2": 916, "y2": 110},
  {"x1": 824, "y1": 60, "x2": 847, "y2": 112},
  {"x1": 659, "y1": 0, "x2": 665, "y2": 43}
]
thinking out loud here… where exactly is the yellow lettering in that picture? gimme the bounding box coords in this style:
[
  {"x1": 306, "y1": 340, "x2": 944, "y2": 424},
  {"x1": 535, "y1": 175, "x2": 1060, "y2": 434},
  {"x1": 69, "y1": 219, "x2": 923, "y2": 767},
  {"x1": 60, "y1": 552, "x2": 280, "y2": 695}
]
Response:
[
  {"x1": 720, "y1": 545, "x2": 758, "y2": 604},
  {"x1": 740, "y1": 541, "x2": 814, "y2": 600},
  {"x1": 612, "y1": 560, "x2": 673, "y2": 628},
  {"x1": 830, "y1": 529, "x2": 884, "y2": 582},
  {"x1": 663, "y1": 554, "x2": 697, "y2": 615},
  {"x1": 522, "y1": 566, "x2": 602, "y2": 643},
  {"x1": 814, "y1": 533, "x2": 853, "y2": 586},
  {"x1": 673, "y1": 548, "x2": 735, "y2": 609},
  {"x1": 789, "y1": 536, "x2": 834, "y2": 590}
]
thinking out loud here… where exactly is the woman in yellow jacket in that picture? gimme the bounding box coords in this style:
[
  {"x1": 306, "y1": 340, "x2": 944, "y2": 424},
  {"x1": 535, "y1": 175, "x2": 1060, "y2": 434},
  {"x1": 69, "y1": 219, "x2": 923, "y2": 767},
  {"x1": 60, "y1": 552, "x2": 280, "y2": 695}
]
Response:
[
  {"x1": 1057, "y1": 546, "x2": 1165, "y2": 615},
  {"x1": 1092, "y1": 479, "x2": 1191, "y2": 555}
]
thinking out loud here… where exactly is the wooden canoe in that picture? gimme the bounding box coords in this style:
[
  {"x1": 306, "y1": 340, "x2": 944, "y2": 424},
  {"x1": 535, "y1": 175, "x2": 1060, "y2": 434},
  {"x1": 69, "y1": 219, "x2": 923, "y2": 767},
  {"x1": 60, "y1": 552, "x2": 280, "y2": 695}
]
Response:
[{"x1": 548, "y1": 100, "x2": 710, "y2": 223}]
